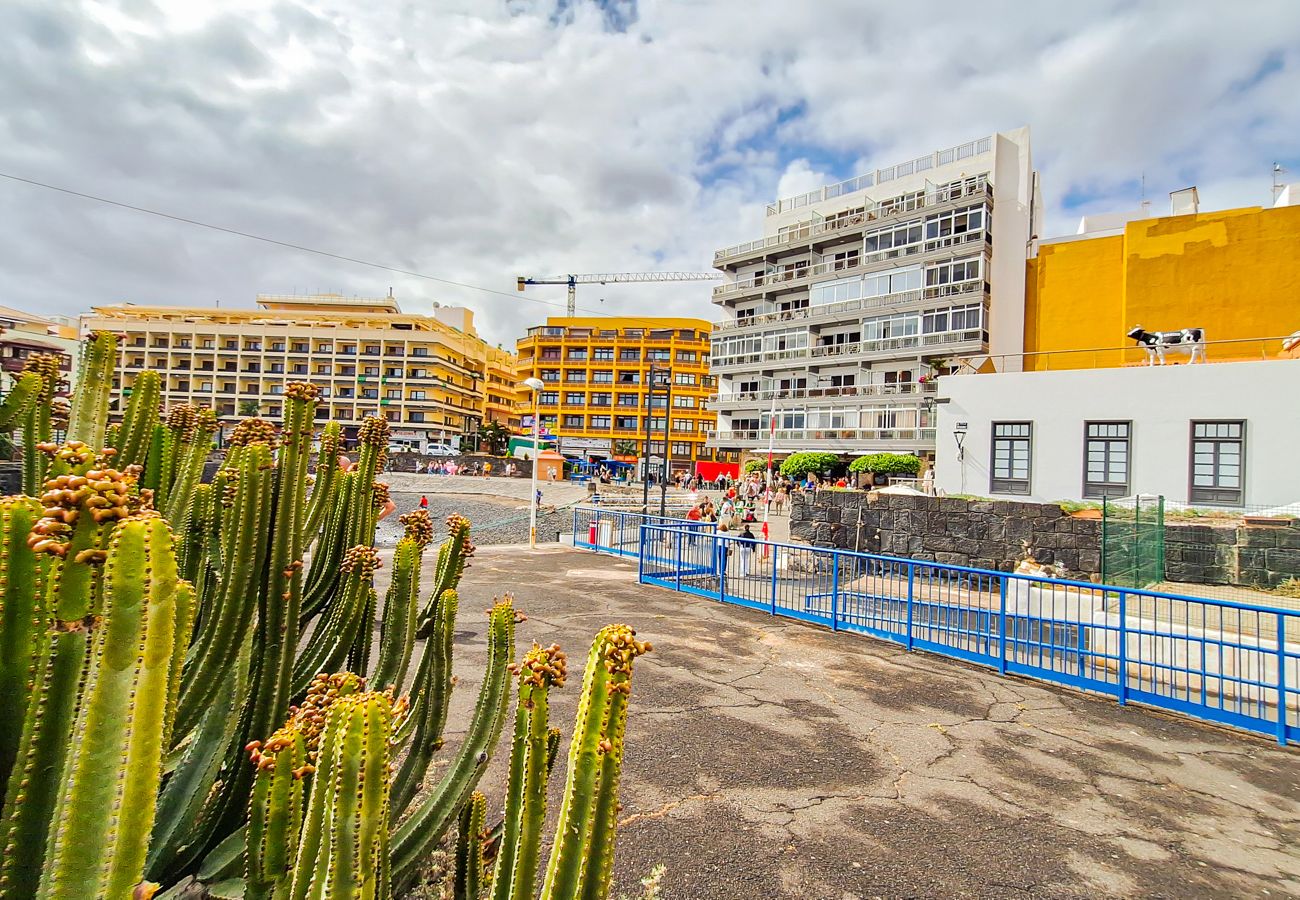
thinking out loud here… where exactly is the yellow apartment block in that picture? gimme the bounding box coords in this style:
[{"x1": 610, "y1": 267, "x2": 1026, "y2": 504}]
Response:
[
  {"x1": 484, "y1": 344, "x2": 523, "y2": 431},
  {"x1": 516, "y1": 317, "x2": 717, "y2": 469},
  {"x1": 1024, "y1": 199, "x2": 1300, "y2": 369},
  {"x1": 83, "y1": 294, "x2": 519, "y2": 450}
]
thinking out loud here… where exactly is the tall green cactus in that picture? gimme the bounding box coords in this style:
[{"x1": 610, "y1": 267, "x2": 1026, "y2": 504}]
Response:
[
  {"x1": 35, "y1": 513, "x2": 190, "y2": 900},
  {"x1": 244, "y1": 722, "x2": 309, "y2": 900},
  {"x1": 391, "y1": 587, "x2": 458, "y2": 813},
  {"x1": 301, "y1": 421, "x2": 341, "y2": 542},
  {"x1": 292, "y1": 545, "x2": 381, "y2": 698},
  {"x1": 372, "y1": 511, "x2": 433, "y2": 692},
  {"x1": 65, "y1": 331, "x2": 118, "y2": 451},
  {"x1": 0, "y1": 450, "x2": 139, "y2": 899},
  {"x1": 0, "y1": 372, "x2": 41, "y2": 433},
  {"x1": 454, "y1": 792, "x2": 489, "y2": 900},
  {"x1": 539, "y1": 625, "x2": 652, "y2": 900},
  {"x1": 492, "y1": 642, "x2": 569, "y2": 900},
  {"x1": 174, "y1": 440, "x2": 273, "y2": 738},
  {"x1": 249, "y1": 383, "x2": 318, "y2": 747},
  {"x1": 0, "y1": 496, "x2": 45, "y2": 786},
  {"x1": 18, "y1": 354, "x2": 61, "y2": 496},
  {"x1": 288, "y1": 691, "x2": 396, "y2": 900},
  {"x1": 391, "y1": 596, "x2": 516, "y2": 892},
  {"x1": 113, "y1": 370, "x2": 161, "y2": 468},
  {"x1": 162, "y1": 406, "x2": 218, "y2": 523}
]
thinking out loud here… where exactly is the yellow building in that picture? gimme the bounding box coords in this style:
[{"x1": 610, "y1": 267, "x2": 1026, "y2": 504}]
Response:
[
  {"x1": 83, "y1": 294, "x2": 519, "y2": 450},
  {"x1": 0, "y1": 305, "x2": 81, "y2": 387},
  {"x1": 515, "y1": 317, "x2": 716, "y2": 472},
  {"x1": 1024, "y1": 195, "x2": 1300, "y2": 369},
  {"x1": 484, "y1": 345, "x2": 523, "y2": 431}
]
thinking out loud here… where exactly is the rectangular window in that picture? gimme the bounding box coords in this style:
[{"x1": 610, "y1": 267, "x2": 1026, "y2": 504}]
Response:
[
  {"x1": 592, "y1": 348, "x2": 614, "y2": 360},
  {"x1": 674, "y1": 373, "x2": 696, "y2": 385},
  {"x1": 1083, "y1": 422, "x2": 1130, "y2": 499},
  {"x1": 564, "y1": 392, "x2": 585, "y2": 405},
  {"x1": 538, "y1": 392, "x2": 558, "y2": 405},
  {"x1": 1189, "y1": 421, "x2": 1245, "y2": 505},
  {"x1": 618, "y1": 349, "x2": 640, "y2": 361},
  {"x1": 615, "y1": 416, "x2": 638, "y2": 430},
  {"x1": 672, "y1": 395, "x2": 695, "y2": 408},
  {"x1": 671, "y1": 442, "x2": 692, "y2": 457},
  {"x1": 562, "y1": 415, "x2": 584, "y2": 428},
  {"x1": 589, "y1": 415, "x2": 611, "y2": 429},
  {"x1": 591, "y1": 370, "x2": 613, "y2": 383},
  {"x1": 991, "y1": 422, "x2": 1032, "y2": 494},
  {"x1": 616, "y1": 393, "x2": 639, "y2": 407},
  {"x1": 589, "y1": 392, "x2": 611, "y2": 406}
]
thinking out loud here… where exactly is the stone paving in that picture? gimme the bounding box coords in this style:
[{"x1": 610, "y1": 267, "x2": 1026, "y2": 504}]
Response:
[{"x1": 406, "y1": 544, "x2": 1300, "y2": 899}]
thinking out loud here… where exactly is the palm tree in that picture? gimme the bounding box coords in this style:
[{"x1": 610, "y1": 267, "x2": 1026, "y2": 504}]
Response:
[
  {"x1": 478, "y1": 421, "x2": 510, "y2": 456},
  {"x1": 238, "y1": 400, "x2": 259, "y2": 417}
]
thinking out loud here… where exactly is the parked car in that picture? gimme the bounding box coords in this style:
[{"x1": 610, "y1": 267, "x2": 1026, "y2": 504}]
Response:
[
  {"x1": 423, "y1": 444, "x2": 458, "y2": 457},
  {"x1": 387, "y1": 443, "x2": 419, "y2": 455}
]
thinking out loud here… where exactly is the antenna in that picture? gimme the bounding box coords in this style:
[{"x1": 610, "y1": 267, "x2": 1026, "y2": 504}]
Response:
[
  {"x1": 1273, "y1": 162, "x2": 1287, "y2": 202},
  {"x1": 1140, "y1": 172, "x2": 1151, "y2": 216}
]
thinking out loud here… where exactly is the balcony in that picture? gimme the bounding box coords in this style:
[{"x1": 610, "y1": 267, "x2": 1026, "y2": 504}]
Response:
[
  {"x1": 714, "y1": 173, "x2": 991, "y2": 265},
  {"x1": 706, "y1": 426, "x2": 937, "y2": 451},
  {"x1": 710, "y1": 328, "x2": 985, "y2": 371},
  {"x1": 713, "y1": 283, "x2": 985, "y2": 335},
  {"x1": 708, "y1": 380, "x2": 937, "y2": 409}
]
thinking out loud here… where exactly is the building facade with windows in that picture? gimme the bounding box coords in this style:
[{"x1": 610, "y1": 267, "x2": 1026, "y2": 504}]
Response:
[
  {"x1": 707, "y1": 128, "x2": 1037, "y2": 461},
  {"x1": 82, "y1": 294, "x2": 513, "y2": 449},
  {"x1": 515, "y1": 317, "x2": 715, "y2": 470},
  {"x1": 0, "y1": 305, "x2": 80, "y2": 388},
  {"x1": 933, "y1": 359, "x2": 1300, "y2": 508},
  {"x1": 484, "y1": 345, "x2": 523, "y2": 432}
]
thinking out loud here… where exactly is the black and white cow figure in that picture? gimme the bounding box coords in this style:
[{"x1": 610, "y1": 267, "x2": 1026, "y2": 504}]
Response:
[{"x1": 1127, "y1": 326, "x2": 1207, "y2": 365}]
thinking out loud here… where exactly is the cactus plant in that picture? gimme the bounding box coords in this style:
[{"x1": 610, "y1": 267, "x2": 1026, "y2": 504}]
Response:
[
  {"x1": 35, "y1": 513, "x2": 191, "y2": 900},
  {"x1": 0, "y1": 331, "x2": 657, "y2": 900},
  {"x1": 0, "y1": 372, "x2": 41, "y2": 433}
]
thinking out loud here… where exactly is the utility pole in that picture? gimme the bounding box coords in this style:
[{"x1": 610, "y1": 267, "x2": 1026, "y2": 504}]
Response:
[{"x1": 659, "y1": 369, "x2": 672, "y2": 518}]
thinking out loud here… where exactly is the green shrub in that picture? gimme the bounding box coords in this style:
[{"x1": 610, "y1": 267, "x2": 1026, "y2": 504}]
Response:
[
  {"x1": 742, "y1": 459, "x2": 767, "y2": 475},
  {"x1": 848, "y1": 453, "x2": 921, "y2": 476},
  {"x1": 779, "y1": 451, "x2": 839, "y2": 480}
]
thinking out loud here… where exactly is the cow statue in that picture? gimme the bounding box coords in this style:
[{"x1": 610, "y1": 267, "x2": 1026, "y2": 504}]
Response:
[
  {"x1": 1127, "y1": 325, "x2": 1207, "y2": 365},
  {"x1": 1282, "y1": 331, "x2": 1300, "y2": 357}
]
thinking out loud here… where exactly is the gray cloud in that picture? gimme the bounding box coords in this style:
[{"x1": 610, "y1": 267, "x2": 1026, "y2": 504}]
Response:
[{"x1": 1, "y1": 0, "x2": 1296, "y2": 347}]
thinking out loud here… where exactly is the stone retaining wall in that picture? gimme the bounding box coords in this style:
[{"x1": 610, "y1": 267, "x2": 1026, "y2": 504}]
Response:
[
  {"x1": 789, "y1": 491, "x2": 1102, "y2": 577},
  {"x1": 1165, "y1": 521, "x2": 1300, "y2": 589}
]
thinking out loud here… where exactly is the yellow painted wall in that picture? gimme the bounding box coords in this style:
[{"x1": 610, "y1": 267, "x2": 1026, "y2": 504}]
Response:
[{"x1": 1025, "y1": 204, "x2": 1300, "y2": 369}]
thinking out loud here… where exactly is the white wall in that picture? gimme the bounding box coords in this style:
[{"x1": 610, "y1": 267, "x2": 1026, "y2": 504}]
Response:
[
  {"x1": 986, "y1": 127, "x2": 1034, "y2": 372},
  {"x1": 934, "y1": 360, "x2": 1300, "y2": 506}
]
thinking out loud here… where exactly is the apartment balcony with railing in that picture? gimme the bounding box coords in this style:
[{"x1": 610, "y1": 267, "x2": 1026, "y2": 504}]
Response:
[
  {"x1": 707, "y1": 380, "x2": 938, "y2": 409},
  {"x1": 714, "y1": 172, "x2": 991, "y2": 266},
  {"x1": 711, "y1": 279, "x2": 986, "y2": 334},
  {"x1": 711, "y1": 228, "x2": 987, "y2": 304},
  {"x1": 711, "y1": 327, "x2": 986, "y2": 372},
  {"x1": 705, "y1": 426, "x2": 937, "y2": 450}
]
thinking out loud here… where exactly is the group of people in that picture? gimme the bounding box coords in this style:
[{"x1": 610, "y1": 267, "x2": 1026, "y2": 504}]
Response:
[{"x1": 419, "y1": 459, "x2": 519, "y2": 478}]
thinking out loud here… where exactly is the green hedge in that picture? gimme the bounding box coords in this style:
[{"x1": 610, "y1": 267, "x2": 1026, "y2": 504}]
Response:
[
  {"x1": 742, "y1": 458, "x2": 767, "y2": 475},
  {"x1": 848, "y1": 453, "x2": 921, "y2": 476},
  {"x1": 779, "y1": 451, "x2": 840, "y2": 480}
]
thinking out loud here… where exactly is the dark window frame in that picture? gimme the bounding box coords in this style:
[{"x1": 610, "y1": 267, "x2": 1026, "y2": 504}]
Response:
[
  {"x1": 990, "y1": 421, "x2": 1032, "y2": 495},
  {"x1": 1188, "y1": 420, "x2": 1245, "y2": 506},
  {"x1": 1082, "y1": 420, "x2": 1131, "y2": 500}
]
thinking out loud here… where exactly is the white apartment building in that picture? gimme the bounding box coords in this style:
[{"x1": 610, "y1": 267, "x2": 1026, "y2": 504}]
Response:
[{"x1": 707, "y1": 128, "x2": 1038, "y2": 461}]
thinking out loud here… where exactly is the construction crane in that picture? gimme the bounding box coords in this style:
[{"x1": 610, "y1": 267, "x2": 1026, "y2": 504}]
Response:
[{"x1": 516, "y1": 272, "x2": 724, "y2": 316}]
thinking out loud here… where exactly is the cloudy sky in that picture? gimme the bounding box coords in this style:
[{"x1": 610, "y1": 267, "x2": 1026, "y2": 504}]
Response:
[{"x1": 2, "y1": 0, "x2": 1297, "y2": 347}]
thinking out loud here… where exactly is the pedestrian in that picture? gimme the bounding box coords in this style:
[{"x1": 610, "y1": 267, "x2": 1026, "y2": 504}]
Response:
[
  {"x1": 419, "y1": 495, "x2": 428, "y2": 510},
  {"x1": 483, "y1": 461, "x2": 492, "y2": 478},
  {"x1": 774, "y1": 485, "x2": 787, "y2": 515},
  {"x1": 736, "y1": 524, "x2": 757, "y2": 576}
]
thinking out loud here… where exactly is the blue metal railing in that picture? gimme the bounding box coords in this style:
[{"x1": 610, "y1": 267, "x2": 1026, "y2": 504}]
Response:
[
  {"x1": 572, "y1": 507, "x2": 716, "y2": 559},
  {"x1": 637, "y1": 524, "x2": 1300, "y2": 746}
]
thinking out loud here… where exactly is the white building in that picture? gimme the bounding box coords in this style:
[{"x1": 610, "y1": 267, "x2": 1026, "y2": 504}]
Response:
[
  {"x1": 934, "y1": 359, "x2": 1300, "y2": 508},
  {"x1": 707, "y1": 127, "x2": 1038, "y2": 461}
]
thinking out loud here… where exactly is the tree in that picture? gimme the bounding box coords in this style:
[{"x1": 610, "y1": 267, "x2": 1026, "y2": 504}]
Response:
[
  {"x1": 779, "y1": 451, "x2": 840, "y2": 480},
  {"x1": 613, "y1": 439, "x2": 638, "y2": 457},
  {"x1": 478, "y1": 421, "x2": 510, "y2": 456},
  {"x1": 238, "y1": 400, "x2": 259, "y2": 417},
  {"x1": 849, "y1": 453, "x2": 921, "y2": 476},
  {"x1": 742, "y1": 458, "x2": 766, "y2": 475}
]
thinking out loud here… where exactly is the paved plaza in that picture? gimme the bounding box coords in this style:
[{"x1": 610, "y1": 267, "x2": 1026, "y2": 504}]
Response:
[{"x1": 421, "y1": 544, "x2": 1300, "y2": 899}]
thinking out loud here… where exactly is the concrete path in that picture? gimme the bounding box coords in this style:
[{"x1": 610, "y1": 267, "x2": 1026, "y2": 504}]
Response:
[{"x1": 412, "y1": 545, "x2": 1300, "y2": 899}]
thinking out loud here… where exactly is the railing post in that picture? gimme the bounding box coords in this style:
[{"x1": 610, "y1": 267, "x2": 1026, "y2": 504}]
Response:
[
  {"x1": 997, "y1": 576, "x2": 1008, "y2": 675},
  {"x1": 1117, "y1": 591, "x2": 1129, "y2": 706},
  {"x1": 572, "y1": 507, "x2": 579, "y2": 547},
  {"x1": 831, "y1": 551, "x2": 840, "y2": 632},
  {"x1": 770, "y1": 544, "x2": 779, "y2": 616},
  {"x1": 1278, "y1": 616, "x2": 1289, "y2": 747},
  {"x1": 675, "y1": 529, "x2": 683, "y2": 592},
  {"x1": 905, "y1": 562, "x2": 915, "y2": 650},
  {"x1": 636, "y1": 526, "x2": 645, "y2": 582},
  {"x1": 717, "y1": 534, "x2": 726, "y2": 602}
]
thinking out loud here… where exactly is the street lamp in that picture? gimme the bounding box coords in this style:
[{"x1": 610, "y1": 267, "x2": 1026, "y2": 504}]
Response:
[{"x1": 520, "y1": 377, "x2": 545, "y2": 548}]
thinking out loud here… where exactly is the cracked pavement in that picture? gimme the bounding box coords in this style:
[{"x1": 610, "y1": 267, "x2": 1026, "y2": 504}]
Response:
[{"x1": 417, "y1": 544, "x2": 1300, "y2": 899}]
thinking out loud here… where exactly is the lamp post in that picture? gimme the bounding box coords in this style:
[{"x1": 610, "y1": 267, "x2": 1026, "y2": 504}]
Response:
[{"x1": 520, "y1": 377, "x2": 545, "y2": 548}]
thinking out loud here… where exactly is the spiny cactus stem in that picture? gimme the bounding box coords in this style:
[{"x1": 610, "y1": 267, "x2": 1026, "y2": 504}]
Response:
[
  {"x1": 36, "y1": 515, "x2": 184, "y2": 900},
  {"x1": 0, "y1": 371, "x2": 41, "y2": 432},
  {"x1": 0, "y1": 497, "x2": 44, "y2": 785},
  {"x1": 391, "y1": 588, "x2": 459, "y2": 814},
  {"x1": 65, "y1": 331, "x2": 118, "y2": 450},
  {"x1": 454, "y1": 792, "x2": 488, "y2": 900},
  {"x1": 391, "y1": 598, "x2": 515, "y2": 890},
  {"x1": 114, "y1": 370, "x2": 160, "y2": 468}
]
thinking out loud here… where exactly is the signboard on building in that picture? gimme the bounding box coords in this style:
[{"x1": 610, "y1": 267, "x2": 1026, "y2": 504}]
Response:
[{"x1": 559, "y1": 437, "x2": 612, "y2": 454}]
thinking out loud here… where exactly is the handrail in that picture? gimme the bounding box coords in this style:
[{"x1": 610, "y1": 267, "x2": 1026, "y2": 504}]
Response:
[
  {"x1": 958, "y1": 334, "x2": 1300, "y2": 373},
  {"x1": 638, "y1": 523, "x2": 1300, "y2": 617},
  {"x1": 711, "y1": 281, "x2": 984, "y2": 333}
]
